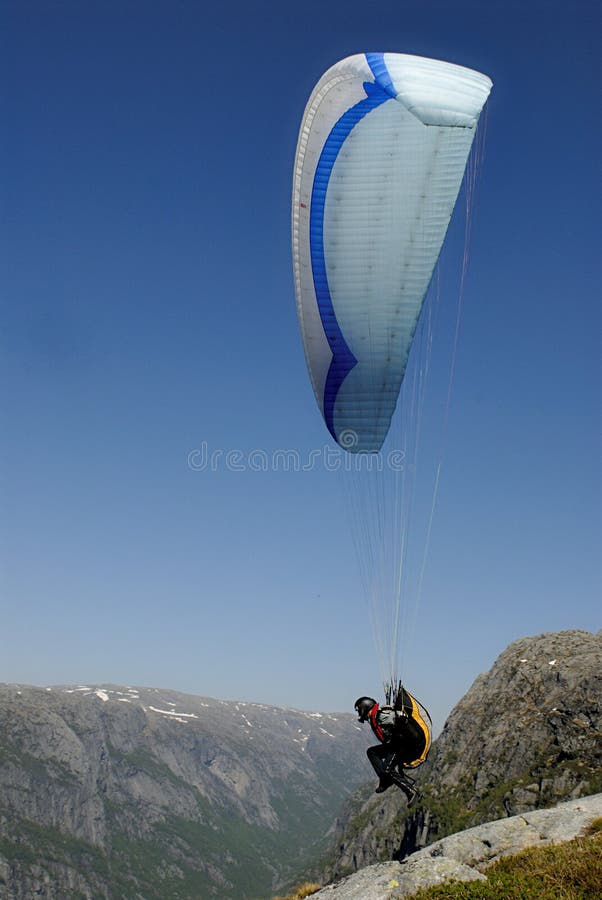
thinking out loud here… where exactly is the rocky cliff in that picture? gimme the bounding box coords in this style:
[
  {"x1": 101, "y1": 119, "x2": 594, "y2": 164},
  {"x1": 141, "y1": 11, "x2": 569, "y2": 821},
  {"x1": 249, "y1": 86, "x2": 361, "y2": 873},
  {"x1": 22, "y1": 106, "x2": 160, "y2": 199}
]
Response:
[
  {"x1": 311, "y1": 793, "x2": 602, "y2": 899},
  {"x1": 323, "y1": 629, "x2": 602, "y2": 880},
  {"x1": 0, "y1": 685, "x2": 370, "y2": 899}
]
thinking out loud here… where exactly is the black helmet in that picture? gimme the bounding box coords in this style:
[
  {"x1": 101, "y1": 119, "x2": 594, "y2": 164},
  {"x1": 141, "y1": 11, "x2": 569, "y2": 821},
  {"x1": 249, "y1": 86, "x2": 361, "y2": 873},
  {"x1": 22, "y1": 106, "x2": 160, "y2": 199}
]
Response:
[{"x1": 354, "y1": 696, "x2": 377, "y2": 723}]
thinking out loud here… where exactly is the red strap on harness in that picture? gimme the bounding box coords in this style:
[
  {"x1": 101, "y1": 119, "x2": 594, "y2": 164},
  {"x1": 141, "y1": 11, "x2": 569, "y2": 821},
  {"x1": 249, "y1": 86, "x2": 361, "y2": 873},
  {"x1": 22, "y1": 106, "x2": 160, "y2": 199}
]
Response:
[{"x1": 368, "y1": 703, "x2": 385, "y2": 742}]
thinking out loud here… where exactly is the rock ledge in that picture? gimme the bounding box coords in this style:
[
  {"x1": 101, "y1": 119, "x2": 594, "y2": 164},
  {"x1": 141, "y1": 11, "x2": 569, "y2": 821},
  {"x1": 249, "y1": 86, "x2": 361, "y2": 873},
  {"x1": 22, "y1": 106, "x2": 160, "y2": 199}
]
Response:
[{"x1": 312, "y1": 792, "x2": 602, "y2": 899}]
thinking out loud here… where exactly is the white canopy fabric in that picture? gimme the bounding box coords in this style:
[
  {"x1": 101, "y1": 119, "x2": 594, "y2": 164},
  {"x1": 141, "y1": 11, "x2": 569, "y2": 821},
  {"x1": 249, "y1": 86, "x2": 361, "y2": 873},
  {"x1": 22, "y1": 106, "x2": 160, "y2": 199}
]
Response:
[{"x1": 292, "y1": 52, "x2": 492, "y2": 452}]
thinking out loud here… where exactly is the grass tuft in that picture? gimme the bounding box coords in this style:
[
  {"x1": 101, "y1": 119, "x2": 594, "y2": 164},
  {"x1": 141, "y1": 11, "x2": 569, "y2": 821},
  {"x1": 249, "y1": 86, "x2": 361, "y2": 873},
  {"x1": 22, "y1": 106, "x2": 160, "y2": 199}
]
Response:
[
  {"x1": 584, "y1": 816, "x2": 602, "y2": 835},
  {"x1": 270, "y1": 882, "x2": 321, "y2": 900}
]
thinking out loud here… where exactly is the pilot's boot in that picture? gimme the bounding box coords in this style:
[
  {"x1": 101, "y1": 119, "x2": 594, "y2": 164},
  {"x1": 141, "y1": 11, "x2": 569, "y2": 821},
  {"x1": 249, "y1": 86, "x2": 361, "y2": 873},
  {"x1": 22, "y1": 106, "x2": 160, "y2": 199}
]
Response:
[{"x1": 375, "y1": 774, "x2": 393, "y2": 793}]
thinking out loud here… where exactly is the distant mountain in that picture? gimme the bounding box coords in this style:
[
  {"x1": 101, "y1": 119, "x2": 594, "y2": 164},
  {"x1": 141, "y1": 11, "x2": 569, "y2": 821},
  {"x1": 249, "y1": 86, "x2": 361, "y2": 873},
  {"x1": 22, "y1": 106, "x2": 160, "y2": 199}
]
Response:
[
  {"x1": 0, "y1": 684, "x2": 370, "y2": 899},
  {"x1": 322, "y1": 629, "x2": 602, "y2": 881}
]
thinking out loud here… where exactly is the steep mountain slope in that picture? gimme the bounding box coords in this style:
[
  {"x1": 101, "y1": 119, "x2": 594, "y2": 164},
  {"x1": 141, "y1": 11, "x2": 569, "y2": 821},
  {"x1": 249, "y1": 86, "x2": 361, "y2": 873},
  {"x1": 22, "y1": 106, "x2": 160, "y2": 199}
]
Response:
[
  {"x1": 322, "y1": 629, "x2": 602, "y2": 880},
  {"x1": 0, "y1": 685, "x2": 370, "y2": 899}
]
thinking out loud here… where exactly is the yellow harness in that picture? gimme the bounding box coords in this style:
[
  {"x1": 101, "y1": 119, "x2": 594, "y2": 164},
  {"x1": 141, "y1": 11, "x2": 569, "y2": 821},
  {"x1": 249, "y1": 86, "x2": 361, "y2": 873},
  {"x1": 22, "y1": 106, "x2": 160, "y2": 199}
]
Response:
[{"x1": 404, "y1": 691, "x2": 432, "y2": 768}]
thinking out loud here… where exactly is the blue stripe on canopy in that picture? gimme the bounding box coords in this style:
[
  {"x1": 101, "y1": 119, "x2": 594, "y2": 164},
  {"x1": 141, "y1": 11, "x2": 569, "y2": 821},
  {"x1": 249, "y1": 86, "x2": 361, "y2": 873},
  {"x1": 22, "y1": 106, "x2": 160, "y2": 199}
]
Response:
[
  {"x1": 310, "y1": 77, "x2": 392, "y2": 441},
  {"x1": 365, "y1": 52, "x2": 397, "y2": 98}
]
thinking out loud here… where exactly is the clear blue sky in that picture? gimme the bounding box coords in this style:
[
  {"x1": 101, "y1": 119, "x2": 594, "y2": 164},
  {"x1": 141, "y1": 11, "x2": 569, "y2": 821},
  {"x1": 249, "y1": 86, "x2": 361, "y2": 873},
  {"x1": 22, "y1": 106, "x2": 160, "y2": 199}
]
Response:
[{"x1": 2, "y1": 0, "x2": 600, "y2": 733}]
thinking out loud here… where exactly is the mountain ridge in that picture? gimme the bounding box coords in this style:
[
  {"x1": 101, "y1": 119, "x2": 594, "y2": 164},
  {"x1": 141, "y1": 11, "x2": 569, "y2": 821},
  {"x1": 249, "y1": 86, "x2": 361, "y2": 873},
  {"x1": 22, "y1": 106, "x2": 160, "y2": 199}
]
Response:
[
  {"x1": 0, "y1": 683, "x2": 371, "y2": 899},
  {"x1": 1, "y1": 629, "x2": 600, "y2": 898}
]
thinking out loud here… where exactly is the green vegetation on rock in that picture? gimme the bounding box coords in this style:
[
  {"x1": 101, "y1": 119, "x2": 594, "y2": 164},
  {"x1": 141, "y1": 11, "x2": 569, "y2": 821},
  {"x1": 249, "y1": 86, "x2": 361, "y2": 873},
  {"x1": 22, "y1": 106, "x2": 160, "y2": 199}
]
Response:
[{"x1": 406, "y1": 820, "x2": 602, "y2": 900}]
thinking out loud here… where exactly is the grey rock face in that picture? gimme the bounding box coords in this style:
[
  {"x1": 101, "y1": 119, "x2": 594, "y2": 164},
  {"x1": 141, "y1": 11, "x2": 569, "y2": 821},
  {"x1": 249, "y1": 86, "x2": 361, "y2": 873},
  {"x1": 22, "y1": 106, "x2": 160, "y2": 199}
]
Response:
[
  {"x1": 312, "y1": 793, "x2": 602, "y2": 899},
  {"x1": 324, "y1": 629, "x2": 602, "y2": 879},
  {"x1": 0, "y1": 684, "x2": 370, "y2": 899},
  {"x1": 429, "y1": 630, "x2": 601, "y2": 806}
]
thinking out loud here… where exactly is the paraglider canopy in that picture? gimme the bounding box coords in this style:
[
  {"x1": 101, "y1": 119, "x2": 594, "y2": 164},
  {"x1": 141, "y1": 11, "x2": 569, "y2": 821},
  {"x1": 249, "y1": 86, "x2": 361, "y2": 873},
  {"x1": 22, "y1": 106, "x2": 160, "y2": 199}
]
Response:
[{"x1": 292, "y1": 52, "x2": 492, "y2": 452}]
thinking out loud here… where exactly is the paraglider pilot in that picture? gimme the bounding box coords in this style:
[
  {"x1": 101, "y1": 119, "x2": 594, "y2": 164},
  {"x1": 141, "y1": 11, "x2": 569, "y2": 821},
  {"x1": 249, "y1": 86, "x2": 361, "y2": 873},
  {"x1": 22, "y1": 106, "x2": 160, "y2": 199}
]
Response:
[{"x1": 354, "y1": 693, "x2": 429, "y2": 805}]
